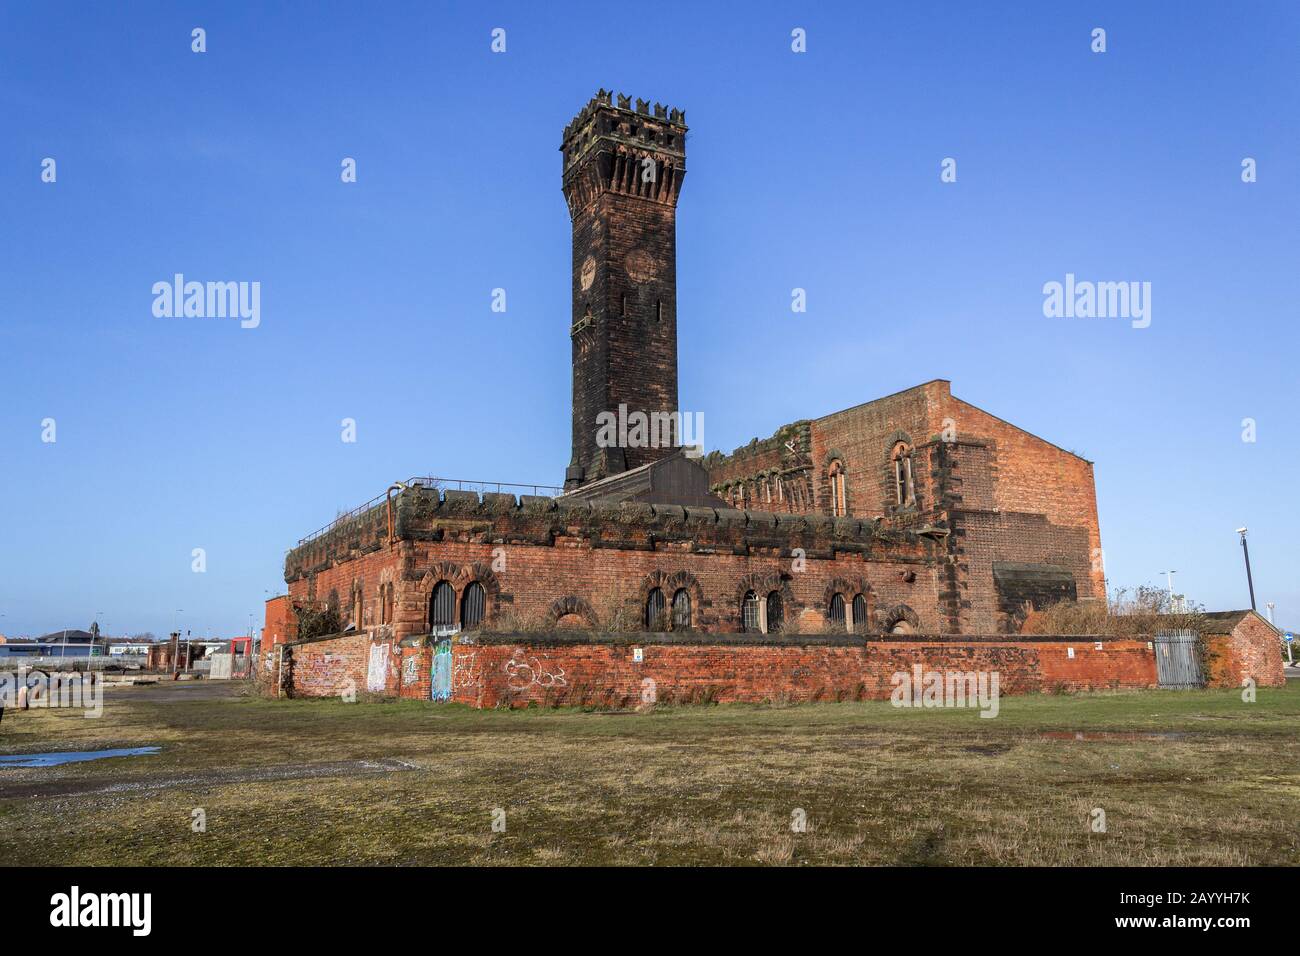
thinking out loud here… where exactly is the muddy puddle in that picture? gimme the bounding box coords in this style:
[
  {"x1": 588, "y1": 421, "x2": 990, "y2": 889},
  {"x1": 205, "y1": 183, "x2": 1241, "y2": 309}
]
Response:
[{"x1": 0, "y1": 746, "x2": 160, "y2": 768}]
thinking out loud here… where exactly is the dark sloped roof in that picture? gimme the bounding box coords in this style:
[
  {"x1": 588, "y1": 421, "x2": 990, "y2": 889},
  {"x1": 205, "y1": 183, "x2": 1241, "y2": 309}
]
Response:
[
  {"x1": 35, "y1": 629, "x2": 96, "y2": 643},
  {"x1": 1198, "y1": 610, "x2": 1268, "y2": 635}
]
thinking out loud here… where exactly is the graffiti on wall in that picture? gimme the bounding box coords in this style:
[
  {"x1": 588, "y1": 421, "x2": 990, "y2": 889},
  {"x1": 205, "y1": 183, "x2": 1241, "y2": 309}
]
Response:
[
  {"x1": 504, "y1": 649, "x2": 567, "y2": 690},
  {"x1": 453, "y1": 650, "x2": 480, "y2": 690},
  {"x1": 366, "y1": 643, "x2": 389, "y2": 693}
]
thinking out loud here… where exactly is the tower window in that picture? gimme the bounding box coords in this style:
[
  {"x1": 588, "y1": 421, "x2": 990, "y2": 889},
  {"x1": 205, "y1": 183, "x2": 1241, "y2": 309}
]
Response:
[
  {"x1": 892, "y1": 443, "x2": 915, "y2": 506},
  {"x1": 621, "y1": 293, "x2": 627, "y2": 316},
  {"x1": 655, "y1": 299, "x2": 662, "y2": 322},
  {"x1": 828, "y1": 460, "x2": 847, "y2": 516}
]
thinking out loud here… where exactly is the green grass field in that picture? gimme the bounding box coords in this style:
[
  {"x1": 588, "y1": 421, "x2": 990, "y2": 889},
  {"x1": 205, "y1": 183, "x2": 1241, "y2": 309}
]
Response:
[{"x1": 1, "y1": 681, "x2": 1297, "y2": 866}]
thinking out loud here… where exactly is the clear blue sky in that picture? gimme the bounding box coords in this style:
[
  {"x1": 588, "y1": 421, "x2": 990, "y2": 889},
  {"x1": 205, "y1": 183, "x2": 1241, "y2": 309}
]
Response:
[{"x1": 2, "y1": 1, "x2": 1296, "y2": 639}]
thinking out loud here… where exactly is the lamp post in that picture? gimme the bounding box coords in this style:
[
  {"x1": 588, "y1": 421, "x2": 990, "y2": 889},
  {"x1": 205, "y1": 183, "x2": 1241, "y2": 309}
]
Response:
[
  {"x1": 1235, "y1": 528, "x2": 1256, "y2": 611},
  {"x1": 1160, "y1": 570, "x2": 1178, "y2": 612}
]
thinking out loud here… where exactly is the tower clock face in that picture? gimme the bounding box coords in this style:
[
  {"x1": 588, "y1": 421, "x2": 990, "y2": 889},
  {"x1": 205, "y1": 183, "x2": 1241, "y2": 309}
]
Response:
[
  {"x1": 580, "y1": 255, "x2": 596, "y2": 291},
  {"x1": 624, "y1": 247, "x2": 657, "y2": 285}
]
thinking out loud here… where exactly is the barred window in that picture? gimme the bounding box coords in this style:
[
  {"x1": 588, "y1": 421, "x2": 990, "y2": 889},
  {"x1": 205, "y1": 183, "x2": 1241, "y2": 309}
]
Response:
[
  {"x1": 829, "y1": 592, "x2": 846, "y2": 630},
  {"x1": 671, "y1": 589, "x2": 691, "y2": 630},
  {"x1": 461, "y1": 582, "x2": 485, "y2": 630},
  {"x1": 852, "y1": 593, "x2": 867, "y2": 629},
  {"x1": 645, "y1": 587, "x2": 667, "y2": 630},
  {"x1": 429, "y1": 581, "x2": 455, "y2": 630}
]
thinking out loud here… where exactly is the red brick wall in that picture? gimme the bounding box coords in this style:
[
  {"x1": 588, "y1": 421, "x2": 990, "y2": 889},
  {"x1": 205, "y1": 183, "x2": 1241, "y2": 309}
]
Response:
[
  {"x1": 278, "y1": 631, "x2": 374, "y2": 699},
  {"x1": 450, "y1": 633, "x2": 1157, "y2": 709}
]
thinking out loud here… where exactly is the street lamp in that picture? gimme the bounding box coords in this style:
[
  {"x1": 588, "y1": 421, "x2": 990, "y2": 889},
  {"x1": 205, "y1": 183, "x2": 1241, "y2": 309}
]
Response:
[
  {"x1": 1236, "y1": 528, "x2": 1256, "y2": 611},
  {"x1": 1160, "y1": 570, "x2": 1178, "y2": 612}
]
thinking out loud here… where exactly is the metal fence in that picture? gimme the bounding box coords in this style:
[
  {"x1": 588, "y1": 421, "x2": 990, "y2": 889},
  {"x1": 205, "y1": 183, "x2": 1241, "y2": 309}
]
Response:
[{"x1": 1153, "y1": 630, "x2": 1204, "y2": 688}]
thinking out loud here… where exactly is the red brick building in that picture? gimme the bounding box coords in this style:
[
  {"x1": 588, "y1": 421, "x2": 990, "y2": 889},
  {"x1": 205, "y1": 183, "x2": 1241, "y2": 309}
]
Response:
[
  {"x1": 703, "y1": 378, "x2": 1105, "y2": 634},
  {"x1": 263, "y1": 92, "x2": 1279, "y2": 706},
  {"x1": 276, "y1": 89, "x2": 1103, "y2": 648}
]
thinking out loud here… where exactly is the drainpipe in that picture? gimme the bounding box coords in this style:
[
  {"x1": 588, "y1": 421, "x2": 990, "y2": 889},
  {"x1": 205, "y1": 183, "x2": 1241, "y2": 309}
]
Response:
[{"x1": 386, "y1": 481, "x2": 408, "y2": 546}]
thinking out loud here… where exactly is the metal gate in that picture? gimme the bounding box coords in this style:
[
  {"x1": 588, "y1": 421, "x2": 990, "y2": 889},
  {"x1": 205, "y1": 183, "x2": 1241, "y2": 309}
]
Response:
[
  {"x1": 1153, "y1": 630, "x2": 1203, "y2": 688},
  {"x1": 431, "y1": 639, "x2": 453, "y2": 701}
]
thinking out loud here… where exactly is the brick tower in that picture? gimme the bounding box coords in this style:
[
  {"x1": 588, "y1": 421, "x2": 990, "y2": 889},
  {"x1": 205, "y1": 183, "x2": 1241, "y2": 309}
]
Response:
[{"x1": 561, "y1": 90, "x2": 688, "y2": 491}]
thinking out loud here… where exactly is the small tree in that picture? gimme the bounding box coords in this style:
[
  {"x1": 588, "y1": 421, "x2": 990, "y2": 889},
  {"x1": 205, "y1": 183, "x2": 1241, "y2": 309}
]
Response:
[
  {"x1": 293, "y1": 603, "x2": 342, "y2": 641},
  {"x1": 1022, "y1": 585, "x2": 1205, "y2": 636}
]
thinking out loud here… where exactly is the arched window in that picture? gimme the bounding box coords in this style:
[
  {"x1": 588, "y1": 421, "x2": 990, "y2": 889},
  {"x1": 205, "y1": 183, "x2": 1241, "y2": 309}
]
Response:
[
  {"x1": 892, "y1": 443, "x2": 915, "y2": 506},
  {"x1": 852, "y1": 593, "x2": 867, "y2": 630},
  {"x1": 828, "y1": 460, "x2": 847, "y2": 516},
  {"x1": 742, "y1": 590, "x2": 761, "y2": 633},
  {"x1": 429, "y1": 581, "x2": 455, "y2": 631},
  {"x1": 671, "y1": 589, "x2": 691, "y2": 630},
  {"x1": 765, "y1": 591, "x2": 784, "y2": 633},
  {"x1": 645, "y1": 587, "x2": 666, "y2": 630},
  {"x1": 829, "y1": 592, "x2": 846, "y2": 630},
  {"x1": 460, "y1": 582, "x2": 485, "y2": 630}
]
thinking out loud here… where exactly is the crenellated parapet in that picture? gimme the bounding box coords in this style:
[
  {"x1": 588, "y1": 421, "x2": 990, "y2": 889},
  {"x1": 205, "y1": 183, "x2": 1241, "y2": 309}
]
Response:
[
  {"x1": 561, "y1": 88, "x2": 688, "y2": 216},
  {"x1": 283, "y1": 485, "x2": 935, "y2": 583}
]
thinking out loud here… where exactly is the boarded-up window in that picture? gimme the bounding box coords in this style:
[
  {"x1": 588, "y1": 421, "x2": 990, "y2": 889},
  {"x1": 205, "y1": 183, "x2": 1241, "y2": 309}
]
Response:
[
  {"x1": 645, "y1": 588, "x2": 666, "y2": 630},
  {"x1": 461, "y1": 582, "x2": 485, "y2": 630},
  {"x1": 429, "y1": 581, "x2": 455, "y2": 630}
]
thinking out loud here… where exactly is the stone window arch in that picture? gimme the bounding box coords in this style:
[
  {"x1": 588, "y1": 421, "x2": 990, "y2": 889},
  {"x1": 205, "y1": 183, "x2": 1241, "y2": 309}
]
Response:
[
  {"x1": 880, "y1": 603, "x2": 921, "y2": 635},
  {"x1": 545, "y1": 595, "x2": 599, "y2": 630}
]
